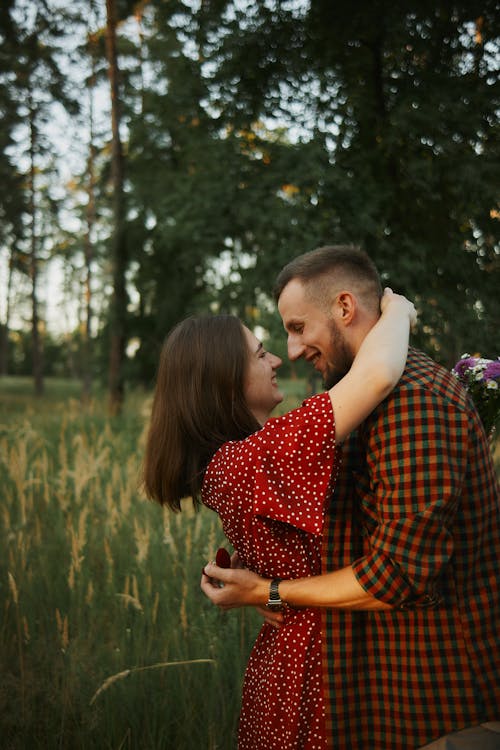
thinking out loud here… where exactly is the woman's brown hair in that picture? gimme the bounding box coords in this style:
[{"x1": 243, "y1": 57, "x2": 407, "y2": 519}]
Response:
[{"x1": 143, "y1": 314, "x2": 261, "y2": 511}]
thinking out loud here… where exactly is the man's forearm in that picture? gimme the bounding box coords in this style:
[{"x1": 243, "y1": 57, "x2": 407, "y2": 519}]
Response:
[
  {"x1": 280, "y1": 565, "x2": 393, "y2": 611},
  {"x1": 201, "y1": 562, "x2": 393, "y2": 611}
]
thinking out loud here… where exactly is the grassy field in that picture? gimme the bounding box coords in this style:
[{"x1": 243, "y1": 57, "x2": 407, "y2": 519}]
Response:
[
  {"x1": 0, "y1": 377, "x2": 307, "y2": 750},
  {"x1": 1, "y1": 377, "x2": 498, "y2": 749}
]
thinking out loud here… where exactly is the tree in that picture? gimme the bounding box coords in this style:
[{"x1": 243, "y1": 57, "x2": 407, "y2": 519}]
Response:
[
  {"x1": 118, "y1": 1, "x2": 325, "y2": 379},
  {"x1": 0, "y1": 0, "x2": 26, "y2": 375},
  {"x1": 104, "y1": 0, "x2": 129, "y2": 414},
  {"x1": 197, "y1": 0, "x2": 500, "y2": 363},
  {"x1": 6, "y1": 0, "x2": 79, "y2": 393}
]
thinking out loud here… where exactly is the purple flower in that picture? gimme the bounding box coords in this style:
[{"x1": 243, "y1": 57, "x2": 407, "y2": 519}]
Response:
[
  {"x1": 451, "y1": 355, "x2": 500, "y2": 438},
  {"x1": 452, "y1": 356, "x2": 477, "y2": 378},
  {"x1": 484, "y1": 361, "x2": 500, "y2": 381}
]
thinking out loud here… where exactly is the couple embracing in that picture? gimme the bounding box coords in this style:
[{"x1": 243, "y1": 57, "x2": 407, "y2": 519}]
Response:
[{"x1": 144, "y1": 245, "x2": 500, "y2": 750}]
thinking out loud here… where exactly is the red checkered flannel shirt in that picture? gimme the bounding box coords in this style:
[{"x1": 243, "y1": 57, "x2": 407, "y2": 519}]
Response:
[{"x1": 321, "y1": 348, "x2": 500, "y2": 750}]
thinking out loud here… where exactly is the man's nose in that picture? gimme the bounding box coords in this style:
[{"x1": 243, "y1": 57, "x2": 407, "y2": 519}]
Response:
[{"x1": 287, "y1": 337, "x2": 305, "y2": 361}]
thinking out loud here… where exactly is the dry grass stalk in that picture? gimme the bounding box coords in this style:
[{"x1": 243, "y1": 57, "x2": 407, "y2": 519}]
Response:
[
  {"x1": 85, "y1": 581, "x2": 94, "y2": 606},
  {"x1": 78, "y1": 507, "x2": 89, "y2": 549},
  {"x1": 69, "y1": 527, "x2": 85, "y2": 574},
  {"x1": 121, "y1": 455, "x2": 139, "y2": 515},
  {"x1": 180, "y1": 581, "x2": 188, "y2": 635},
  {"x1": 34, "y1": 515, "x2": 42, "y2": 546},
  {"x1": 56, "y1": 608, "x2": 63, "y2": 633},
  {"x1": 56, "y1": 609, "x2": 69, "y2": 651},
  {"x1": 57, "y1": 421, "x2": 69, "y2": 511},
  {"x1": 9, "y1": 441, "x2": 27, "y2": 525},
  {"x1": 8, "y1": 569, "x2": 25, "y2": 715},
  {"x1": 116, "y1": 593, "x2": 143, "y2": 612},
  {"x1": 89, "y1": 659, "x2": 216, "y2": 706},
  {"x1": 72, "y1": 433, "x2": 111, "y2": 505},
  {"x1": 111, "y1": 462, "x2": 121, "y2": 494},
  {"x1": 162, "y1": 507, "x2": 174, "y2": 547},
  {"x1": 185, "y1": 526, "x2": 192, "y2": 559},
  {"x1": 152, "y1": 591, "x2": 159, "y2": 625},
  {"x1": 1, "y1": 505, "x2": 10, "y2": 532},
  {"x1": 104, "y1": 537, "x2": 114, "y2": 584},
  {"x1": 61, "y1": 615, "x2": 69, "y2": 651},
  {"x1": 23, "y1": 615, "x2": 30, "y2": 643},
  {"x1": 132, "y1": 575, "x2": 139, "y2": 601},
  {"x1": 133, "y1": 518, "x2": 150, "y2": 565},
  {"x1": 105, "y1": 484, "x2": 120, "y2": 537},
  {"x1": 8, "y1": 571, "x2": 19, "y2": 604}
]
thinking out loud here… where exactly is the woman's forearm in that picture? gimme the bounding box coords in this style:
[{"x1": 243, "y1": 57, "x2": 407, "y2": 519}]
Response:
[
  {"x1": 328, "y1": 290, "x2": 415, "y2": 443},
  {"x1": 348, "y1": 289, "x2": 414, "y2": 390}
]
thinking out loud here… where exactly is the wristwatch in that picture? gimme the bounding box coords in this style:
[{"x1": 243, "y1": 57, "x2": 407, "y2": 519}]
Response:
[{"x1": 266, "y1": 578, "x2": 283, "y2": 612}]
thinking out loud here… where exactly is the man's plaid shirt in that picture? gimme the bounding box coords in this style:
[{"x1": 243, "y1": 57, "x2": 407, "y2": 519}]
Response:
[{"x1": 321, "y1": 348, "x2": 500, "y2": 749}]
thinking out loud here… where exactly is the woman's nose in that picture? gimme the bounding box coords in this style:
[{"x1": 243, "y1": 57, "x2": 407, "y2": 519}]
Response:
[{"x1": 271, "y1": 353, "x2": 282, "y2": 369}]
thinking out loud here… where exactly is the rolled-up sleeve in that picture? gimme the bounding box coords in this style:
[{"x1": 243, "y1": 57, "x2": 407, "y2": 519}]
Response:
[{"x1": 351, "y1": 384, "x2": 468, "y2": 608}]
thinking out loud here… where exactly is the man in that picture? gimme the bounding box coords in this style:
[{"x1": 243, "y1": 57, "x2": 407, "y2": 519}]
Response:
[{"x1": 202, "y1": 245, "x2": 500, "y2": 749}]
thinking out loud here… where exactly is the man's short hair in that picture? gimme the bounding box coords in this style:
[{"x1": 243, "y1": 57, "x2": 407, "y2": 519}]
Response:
[{"x1": 274, "y1": 245, "x2": 383, "y2": 316}]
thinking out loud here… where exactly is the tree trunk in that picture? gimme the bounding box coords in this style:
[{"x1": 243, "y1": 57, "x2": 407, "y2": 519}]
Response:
[
  {"x1": 28, "y1": 100, "x2": 44, "y2": 397},
  {"x1": 105, "y1": 0, "x2": 127, "y2": 416},
  {"x1": 81, "y1": 19, "x2": 98, "y2": 404},
  {"x1": 0, "y1": 247, "x2": 14, "y2": 376}
]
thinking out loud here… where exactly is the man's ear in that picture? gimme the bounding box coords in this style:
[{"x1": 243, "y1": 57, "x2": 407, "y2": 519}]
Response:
[{"x1": 333, "y1": 291, "x2": 356, "y2": 326}]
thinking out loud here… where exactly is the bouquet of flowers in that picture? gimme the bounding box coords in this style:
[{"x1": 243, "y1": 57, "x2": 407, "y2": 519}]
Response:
[{"x1": 452, "y1": 354, "x2": 500, "y2": 438}]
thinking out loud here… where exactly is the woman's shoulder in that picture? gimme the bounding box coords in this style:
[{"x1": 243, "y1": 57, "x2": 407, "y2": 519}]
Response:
[
  {"x1": 263, "y1": 392, "x2": 332, "y2": 432},
  {"x1": 208, "y1": 392, "x2": 333, "y2": 470}
]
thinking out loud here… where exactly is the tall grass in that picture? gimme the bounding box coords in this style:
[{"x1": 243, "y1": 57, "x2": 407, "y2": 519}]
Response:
[
  {"x1": 1, "y1": 378, "x2": 309, "y2": 750},
  {"x1": 2, "y1": 377, "x2": 498, "y2": 750}
]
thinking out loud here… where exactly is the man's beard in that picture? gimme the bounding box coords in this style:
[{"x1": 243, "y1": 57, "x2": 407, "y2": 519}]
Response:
[{"x1": 322, "y1": 319, "x2": 355, "y2": 390}]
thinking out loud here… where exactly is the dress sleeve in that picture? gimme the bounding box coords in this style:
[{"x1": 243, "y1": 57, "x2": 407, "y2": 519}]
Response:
[
  {"x1": 351, "y1": 384, "x2": 467, "y2": 608},
  {"x1": 205, "y1": 393, "x2": 337, "y2": 535},
  {"x1": 251, "y1": 393, "x2": 337, "y2": 535}
]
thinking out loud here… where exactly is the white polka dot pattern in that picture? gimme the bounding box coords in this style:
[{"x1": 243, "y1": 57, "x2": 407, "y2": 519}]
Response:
[{"x1": 202, "y1": 393, "x2": 340, "y2": 748}]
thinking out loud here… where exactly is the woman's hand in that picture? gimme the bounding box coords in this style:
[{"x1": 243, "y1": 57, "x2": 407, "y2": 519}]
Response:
[
  {"x1": 380, "y1": 287, "x2": 417, "y2": 327},
  {"x1": 201, "y1": 563, "x2": 267, "y2": 609},
  {"x1": 201, "y1": 562, "x2": 285, "y2": 627}
]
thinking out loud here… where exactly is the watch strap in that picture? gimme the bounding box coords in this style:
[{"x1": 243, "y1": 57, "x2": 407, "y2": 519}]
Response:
[{"x1": 266, "y1": 578, "x2": 283, "y2": 611}]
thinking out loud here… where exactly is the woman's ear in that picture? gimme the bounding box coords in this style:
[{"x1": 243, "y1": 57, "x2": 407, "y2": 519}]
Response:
[{"x1": 333, "y1": 291, "x2": 356, "y2": 326}]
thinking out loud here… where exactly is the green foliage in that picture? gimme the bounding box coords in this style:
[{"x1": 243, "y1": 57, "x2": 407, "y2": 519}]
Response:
[
  {"x1": 194, "y1": 0, "x2": 500, "y2": 365},
  {"x1": 0, "y1": 2, "x2": 27, "y2": 245},
  {"x1": 1, "y1": 0, "x2": 499, "y2": 387}
]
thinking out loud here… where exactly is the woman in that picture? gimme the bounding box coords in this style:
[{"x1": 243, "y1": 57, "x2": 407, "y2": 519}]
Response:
[{"x1": 143, "y1": 289, "x2": 415, "y2": 749}]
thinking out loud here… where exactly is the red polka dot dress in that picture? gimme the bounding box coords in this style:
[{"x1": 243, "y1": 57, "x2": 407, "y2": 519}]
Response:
[{"x1": 202, "y1": 393, "x2": 339, "y2": 749}]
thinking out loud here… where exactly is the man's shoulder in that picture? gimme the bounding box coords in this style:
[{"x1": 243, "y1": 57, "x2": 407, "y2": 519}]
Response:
[
  {"x1": 386, "y1": 347, "x2": 470, "y2": 413},
  {"x1": 401, "y1": 348, "x2": 460, "y2": 391},
  {"x1": 402, "y1": 347, "x2": 446, "y2": 382}
]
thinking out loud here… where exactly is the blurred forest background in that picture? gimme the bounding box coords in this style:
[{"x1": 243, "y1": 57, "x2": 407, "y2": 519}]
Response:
[
  {"x1": 1, "y1": 2, "x2": 499, "y2": 748},
  {"x1": 0, "y1": 0, "x2": 499, "y2": 412}
]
